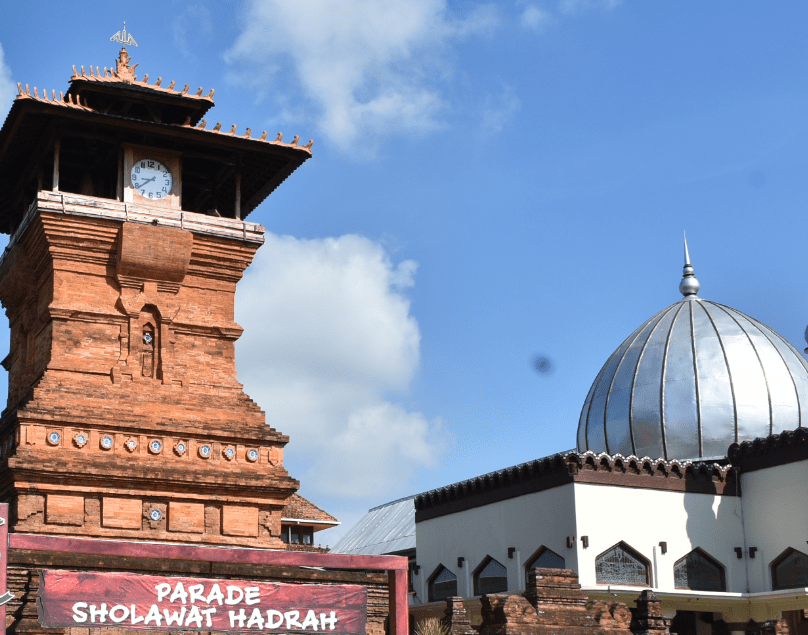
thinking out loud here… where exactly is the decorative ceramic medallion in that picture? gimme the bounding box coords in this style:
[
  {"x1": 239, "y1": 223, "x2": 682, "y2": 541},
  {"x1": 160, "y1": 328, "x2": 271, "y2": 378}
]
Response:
[
  {"x1": 125, "y1": 437, "x2": 138, "y2": 452},
  {"x1": 198, "y1": 444, "x2": 212, "y2": 459},
  {"x1": 223, "y1": 446, "x2": 236, "y2": 461},
  {"x1": 47, "y1": 431, "x2": 61, "y2": 446},
  {"x1": 149, "y1": 509, "x2": 162, "y2": 521},
  {"x1": 100, "y1": 435, "x2": 114, "y2": 450},
  {"x1": 149, "y1": 439, "x2": 163, "y2": 454},
  {"x1": 246, "y1": 448, "x2": 259, "y2": 462},
  {"x1": 174, "y1": 441, "x2": 187, "y2": 456},
  {"x1": 73, "y1": 433, "x2": 88, "y2": 448}
]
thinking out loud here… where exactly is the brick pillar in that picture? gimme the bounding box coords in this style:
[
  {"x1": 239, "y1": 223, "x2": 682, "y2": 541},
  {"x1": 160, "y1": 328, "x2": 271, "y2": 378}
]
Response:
[
  {"x1": 630, "y1": 590, "x2": 671, "y2": 635},
  {"x1": 442, "y1": 597, "x2": 475, "y2": 635}
]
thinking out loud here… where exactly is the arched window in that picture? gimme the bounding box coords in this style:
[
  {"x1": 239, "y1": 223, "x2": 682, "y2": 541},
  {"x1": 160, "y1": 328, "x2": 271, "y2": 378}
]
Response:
[
  {"x1": 473, "y1": 557, "x2": 508, "y2": 595},
  {"x1": 525, "y1": 546, "x2": 566, "y2": 586},
  {"x1": 595, "y1": 542, "x2": 650, "y2": 586},
  {"x1": 428, "y1": 565, "x2": 457, "y2": 602},
  {"x1": 526, "y1": 546, "x2": 566, "y2": 572},
  {"x1": 772, "y1": 549, "x2": 808, "y2": 590},
  {"x1": 674, "y1": 548, "x2": 725, "y2": 591}
]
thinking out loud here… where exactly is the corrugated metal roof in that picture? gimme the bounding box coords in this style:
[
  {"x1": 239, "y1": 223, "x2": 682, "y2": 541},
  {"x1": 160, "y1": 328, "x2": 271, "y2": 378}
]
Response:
[{"x1": 330, "y1": 496, "x2": 415, "y2": 556}]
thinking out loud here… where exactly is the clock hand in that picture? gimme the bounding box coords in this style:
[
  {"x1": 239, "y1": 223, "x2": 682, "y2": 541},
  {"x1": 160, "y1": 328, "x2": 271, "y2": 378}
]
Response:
[{"x1": 139, "y1": 176, "x2": 157, "y2": 186}]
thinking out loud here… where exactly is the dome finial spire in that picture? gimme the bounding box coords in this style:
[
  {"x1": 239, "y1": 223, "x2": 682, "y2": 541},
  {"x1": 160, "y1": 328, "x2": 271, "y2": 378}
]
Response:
[{"x1": 679, "y1": 232, "x2": 700, "y2": 297}]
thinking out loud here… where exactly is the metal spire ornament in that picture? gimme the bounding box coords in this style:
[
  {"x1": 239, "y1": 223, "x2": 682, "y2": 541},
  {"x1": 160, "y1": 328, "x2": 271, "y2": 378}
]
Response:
[
  {"x1": 110, "y1": 22, "x2": 138, "y2": 47},
  {"x1": 679, "y1": 232, "x2": 700, "y2": 297}
]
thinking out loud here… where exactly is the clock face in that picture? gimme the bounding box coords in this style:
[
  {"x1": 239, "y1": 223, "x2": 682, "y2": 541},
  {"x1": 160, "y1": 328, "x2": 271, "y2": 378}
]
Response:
[{"x1": 131, "y1": 159, "x2": 173, "y2": 200}]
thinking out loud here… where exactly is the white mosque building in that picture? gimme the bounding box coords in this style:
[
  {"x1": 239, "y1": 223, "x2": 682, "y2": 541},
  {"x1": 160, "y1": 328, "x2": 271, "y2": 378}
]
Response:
[{"x1": 334, "y1": 246, "x2": 808, "y2": 635}]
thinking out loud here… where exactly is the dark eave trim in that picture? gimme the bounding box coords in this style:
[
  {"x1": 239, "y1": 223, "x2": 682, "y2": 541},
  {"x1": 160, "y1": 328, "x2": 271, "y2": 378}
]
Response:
[{"x1": 728, "y1": 426, "x2": 808, "y2": 472}]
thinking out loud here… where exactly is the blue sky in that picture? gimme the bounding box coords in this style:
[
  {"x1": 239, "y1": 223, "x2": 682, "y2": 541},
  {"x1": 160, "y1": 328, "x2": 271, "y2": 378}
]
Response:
[{"x1": 1, "y1": 2, "x2": 807, "y2": 545}]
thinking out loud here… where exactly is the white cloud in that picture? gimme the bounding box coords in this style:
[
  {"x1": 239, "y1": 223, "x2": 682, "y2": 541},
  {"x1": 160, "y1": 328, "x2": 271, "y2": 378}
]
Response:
[
  {"x1": 174, "y1": 5, "x2": 213, "y2": 58},
  {"x1": 0, "y1": 44, "x2": 15, "y2": 120},
  {"x1": 558, "y1": 0, "x2": 622, "y2": 15},
  {"x1": 236, "y1": 233, "x2": 449, "y2": 500},
  {"x1": 225, "y1": 0, "x2": 498, "y2": 153},
  {"x1": 480, "y1": 84, "x2": 521, "y2": 137},
  {"x1": 520, "y1": 4, "x2": 553, "y2": 31}
]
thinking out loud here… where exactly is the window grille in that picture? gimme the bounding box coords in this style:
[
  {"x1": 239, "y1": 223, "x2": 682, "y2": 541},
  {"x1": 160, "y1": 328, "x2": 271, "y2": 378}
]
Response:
[
  {"x1": 528, "y1": 549, "x2": 566, "y2": 571},
  {"x1": 474, "y1": 558, "x2": 508, "y2": 595},
  {"x1": 773, "y1": 549, "x2": 808, "y2": 590},
  {"x1": 595, "y1": 544, "x2": 648, "y2": 585},
  {"x1": 674, "y1": 550, "x2": 725, "y2": 591},
  {"x1": 429, "y1": 566, "x2": 457, "y2": 602}
]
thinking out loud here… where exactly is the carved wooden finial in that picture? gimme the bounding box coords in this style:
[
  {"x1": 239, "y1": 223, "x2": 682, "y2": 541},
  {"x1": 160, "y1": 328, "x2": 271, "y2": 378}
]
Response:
[
  {"x1": 25, "y1": 84, "x2": 30, "y2": 96},
  {"x1": 155, "y1": 77, "x2": 162, "y2": 87},
  {"x1": 96, "y1": 66, "x2": 101, "y2": 77},
  {"x1": 259, "y1": 131, "x2": 268, "y2": 141},
  {"x1": 143, "y1": 74, "x2": 149, "y2": 83},
  {"x1": 168, "y1": 81, "x2": 176, "y2": 90},
  {"x1": 195, "y1": 87, "x2": 203, "y2": 96},
  {"x1": 213, "y1": 122, "x2": 222, "y2": 132},
  {"x1": 16, "y1": 83, "x2": 22, "y2": 97},
  {"x1": 34, "y1": 87, "x2": 39, "y2": 99},
  {"x1": 274, "y1": 132, "x2": 283, "y2": 142},
  {"x1": 227, "y1": 125, "x2": 237, "y2": 135},
  {"x1": 104, "y1": 67, "x2": 108, "y2": 76},
  {"x1": 59, "y1": 91, "x2": 64, "y2": 102},
  {"x1": 206, "y1": 88, "x2": 215, "y2": 98},
  {"x1": 243, "y1": 128, "x2": 251, "y2": 138},
  {"x1": 81, "y1": 66, "x2": 86, "y2": 77},
  {"x1": 52, "y1": 90, "x2": 57, "y2": 101},
  {"x1": 72, "y1": 65, "x2": 77, "y2": 77},
  {"x1": 291, "y1": 135, "x2": 299, "y2": 146},
  {"x1": 198, "y1": 119, "x2": 207, "y2": 129},
  {"x1": 182, "y1": 116, "x2": 192, "y2": 126},
  {"x1": 181, "y1": 84, "x2": 189, "y2": 95},
  {"x1": 303, "y1": 139, "x2": 314, "y2": 150}
]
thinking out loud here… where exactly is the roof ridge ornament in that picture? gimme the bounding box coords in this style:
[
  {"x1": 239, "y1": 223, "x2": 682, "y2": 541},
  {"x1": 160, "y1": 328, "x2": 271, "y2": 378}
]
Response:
[
  {"x1": 110, "y1": 22, "x2": 138, "y2": 47},
  {"x1": 113, "y1": 47, "x2": 138, "y2": 84},
  {"x1": 679, "y1": 232, "x2": 700, "y2": 297}
]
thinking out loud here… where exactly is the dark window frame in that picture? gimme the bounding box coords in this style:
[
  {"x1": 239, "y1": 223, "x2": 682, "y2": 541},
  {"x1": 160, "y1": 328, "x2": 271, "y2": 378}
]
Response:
[
  {"x1": 428, "y1": 564, "x2": 458, "y2": 602},
  {"x1": 594, "y1": 541, "x2": 651, "y2": 586},
  {"x1": 473, "y1": 556, "x2": 508, "y2": 596},
  {"x1": 772, "y1": 548, "x2": 808, "y2": 591},
  {"x1": 673, "y1": 547, "x2": 726, "y2": 592}
]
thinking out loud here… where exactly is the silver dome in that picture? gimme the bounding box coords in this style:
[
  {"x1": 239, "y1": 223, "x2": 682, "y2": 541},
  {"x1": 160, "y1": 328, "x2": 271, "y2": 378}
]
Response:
[{"x1": 577, "y1": 247, "x2": 808, "y2": 460}]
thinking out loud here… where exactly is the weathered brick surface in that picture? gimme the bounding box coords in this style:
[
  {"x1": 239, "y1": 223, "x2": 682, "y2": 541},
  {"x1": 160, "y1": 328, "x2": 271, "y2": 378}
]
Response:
[
  {"x1": 442, "y1": 597, "x2": 476, "y2": 635},
  {"x1": 478, "y1": 568, "x2": 645, "y2": 635},
  {"x1": 44, "y1": 495, "x2": 84, "y2": 526},
  {"x1": 0, "y1": 208, "x2": 303, "y2": 549}
]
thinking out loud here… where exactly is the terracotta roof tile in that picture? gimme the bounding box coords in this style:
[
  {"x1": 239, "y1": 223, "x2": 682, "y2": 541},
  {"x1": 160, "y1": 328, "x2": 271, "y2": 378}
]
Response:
[
  {"x1": 282, "y1": 493, "x2": 338, "y2": 524},
  {"x1": 12, "y1": 84, "x2": 312, "y2": 154}
]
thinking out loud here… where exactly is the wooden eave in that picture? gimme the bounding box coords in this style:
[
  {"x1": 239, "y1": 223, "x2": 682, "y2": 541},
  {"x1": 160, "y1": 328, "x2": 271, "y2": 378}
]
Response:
[
  {"x1": 0, "y1": 97, "x2": 311, "y2": 232},
  {"x1": 66, "y1": 77, "x2": 213, "y2": 125}
]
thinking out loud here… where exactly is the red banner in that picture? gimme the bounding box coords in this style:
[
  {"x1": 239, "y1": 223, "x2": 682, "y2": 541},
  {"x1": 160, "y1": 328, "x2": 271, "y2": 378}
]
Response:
[{"x1": 37, "y1": 570, "x2": 367, "y2": 634}]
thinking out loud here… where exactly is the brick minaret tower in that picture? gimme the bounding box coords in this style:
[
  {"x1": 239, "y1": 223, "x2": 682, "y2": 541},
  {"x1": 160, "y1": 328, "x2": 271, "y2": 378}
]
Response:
[{"x1": 0, "y1": 48, "x2": 314, "y2": 547}]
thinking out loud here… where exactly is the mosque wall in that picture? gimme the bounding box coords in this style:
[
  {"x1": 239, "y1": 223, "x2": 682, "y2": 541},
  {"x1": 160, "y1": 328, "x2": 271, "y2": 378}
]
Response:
[
  {"x1": 740, "y1": 459, "x2": 808, "y2": 593},
  {"x1": 414, "y1": 483, "x2": 576, "y2": 603},
  {"x1": 573, "y1": 483, "x2": 744, "y2": 592}
]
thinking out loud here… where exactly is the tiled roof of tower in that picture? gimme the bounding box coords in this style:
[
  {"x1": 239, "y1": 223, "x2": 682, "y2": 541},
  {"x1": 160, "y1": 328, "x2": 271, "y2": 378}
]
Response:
[
  {"x1": 12, "y1": 84, "x2": 312, "y2": 153},
  {"x1": 282, "y1": 494, "x2": 339, "y2": 524}
]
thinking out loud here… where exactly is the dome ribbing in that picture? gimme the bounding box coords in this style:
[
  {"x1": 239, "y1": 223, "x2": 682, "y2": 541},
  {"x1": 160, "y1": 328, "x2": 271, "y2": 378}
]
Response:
[{"x1": 576, "y1": 245, "x2": 808, "y2": 460}]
